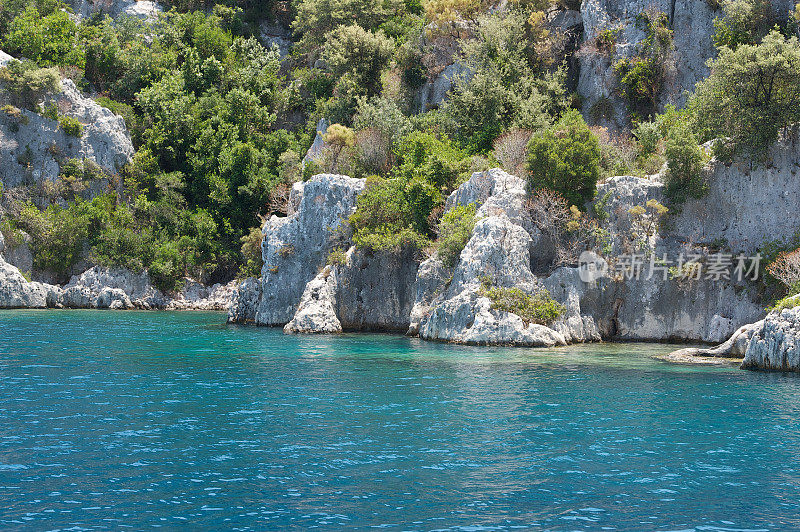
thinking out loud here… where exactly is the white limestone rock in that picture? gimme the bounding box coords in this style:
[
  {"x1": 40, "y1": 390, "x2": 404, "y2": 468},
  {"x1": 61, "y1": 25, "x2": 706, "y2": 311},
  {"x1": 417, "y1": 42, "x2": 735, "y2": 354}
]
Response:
[
  {"x1": 284, "y1": 266, "x2": 341, "y2": 334},
  {"x1": 228, "y1": 174, "x2": 365, "y2": 325},
  {"x1": 742, "y1": 298, "x2": 800, "y2": 371},
  {"x1": 0, "y1": 257, "x2": 60, "y2": 308},
  {"x1": 416, "y1": 169, "x2": 583, "y2": 346},
  {"x1": 65, "y1": 0, "x2": 162, "y2": 20},
  {"x1": 62, "y1": 267, "x2": 166, "y2": 309},
  {"x1": 1, "y1": 72, "x2": 134, "y2": 191},
  {"x1": 166, "y1": 279, "x2": 238, "y2": 311}
]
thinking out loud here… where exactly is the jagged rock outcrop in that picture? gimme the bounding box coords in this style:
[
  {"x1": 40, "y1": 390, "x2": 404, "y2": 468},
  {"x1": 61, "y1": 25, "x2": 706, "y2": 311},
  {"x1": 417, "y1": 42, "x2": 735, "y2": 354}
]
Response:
[
  {"x1": 61, "y1": 267, "x2": 165, "y2": 309},
  {"x1": 742, "y1": 299, "x2": 800, "y2": 371},
  {"x1": 0, "y1": 68, "x2": 134, "y2": 191},
  {"x1": 228, "y1": 174, "x2": 365, "y2": 325},
  {"x1": 577, "y1": 0, "x2": 793, "y2": 129},
  {"x1": 61, "y1": 266, "x2": 237, "y2": 310},
  {"x1": 414, "y1": 168, "x2": 598, "y2": 346},
  {"x1": 284, "y1": 265, "x2": 341, "y2": 334}
]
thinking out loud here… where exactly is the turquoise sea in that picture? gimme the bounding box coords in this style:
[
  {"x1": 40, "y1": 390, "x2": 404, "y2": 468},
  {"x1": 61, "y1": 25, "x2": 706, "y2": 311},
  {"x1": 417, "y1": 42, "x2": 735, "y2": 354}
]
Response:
[{"x1": 2, "y1": 310, "x2": 800, "y2": 530}]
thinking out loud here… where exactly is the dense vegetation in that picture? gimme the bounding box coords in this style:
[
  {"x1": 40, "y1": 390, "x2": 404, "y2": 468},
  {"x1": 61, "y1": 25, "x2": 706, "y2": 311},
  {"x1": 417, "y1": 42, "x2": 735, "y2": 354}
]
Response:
[{"x1": 0, "y1": 0, "x2": 797, "y2": 294}]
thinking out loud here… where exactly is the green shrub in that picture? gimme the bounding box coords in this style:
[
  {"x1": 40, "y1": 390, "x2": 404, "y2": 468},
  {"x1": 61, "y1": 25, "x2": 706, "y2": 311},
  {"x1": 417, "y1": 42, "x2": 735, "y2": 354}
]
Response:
[
  {"x1": 479, "y1": 278, "x2": 565, "y2": 326},
  {"x1": 394, "y1": 131, "x2": 470, "y2": 192},
  {"x1": 3, "y1": 4, "x2": 84, "y2": 68},
  {"x1": 0, "y1": 60, "x2": 61, "y2": 110},
  {"x1": 689, "y1": 31, "x2": 800, "y2": 161},
  {"x1": 613, "y1": 11, "x2": 674, "y2": 120},
  {"x1": 348, "y1": 176, "x2": 435, "y2": 252},
  {"x1": 664, "y1": 123, "x2": 707, "y2": 204},
  {"x1": 632, "y1": 120, "x2": 661, "y2": 156},
  {"x1": 526, "y1": 109, "x2": 601, "y2": 208},
  {"x1": 238, "y1": 225, "x2": 263, "y2": 278},
  {"x1": 712, "y1": 0, "x2": 773, "y2": 50},
  {"x1": 326, "y1": 248, "x2": 349, "y2": 266},
  {"x1": 17, "y1": 202, "x2": 90, "y2": 279},
  {"x1": 436, "y1": 204, "x2": 476, "y2": 268},
  {"x1": 58, "y1": 115, "x2": 83, "y2": 137},
  {"x1": 323, "y1": 24, "x2": 394, "y2": 99}
]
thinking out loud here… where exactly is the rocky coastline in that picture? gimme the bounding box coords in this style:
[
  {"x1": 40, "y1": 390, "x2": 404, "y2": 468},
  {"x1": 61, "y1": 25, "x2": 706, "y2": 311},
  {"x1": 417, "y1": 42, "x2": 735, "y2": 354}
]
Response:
[{"x1": 225, "y1": 136, "x2": 800, "y2": 370}]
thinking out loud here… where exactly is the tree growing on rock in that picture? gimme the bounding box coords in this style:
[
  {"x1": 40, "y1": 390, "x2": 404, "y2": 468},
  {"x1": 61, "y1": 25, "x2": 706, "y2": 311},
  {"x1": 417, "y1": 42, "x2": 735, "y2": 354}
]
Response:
[
  {"x1": 526, "y1": 109, "x2": 600, "y2": 208},
  {"x1": 689, "y1": 30, "x2": 800, "y2": 161}
]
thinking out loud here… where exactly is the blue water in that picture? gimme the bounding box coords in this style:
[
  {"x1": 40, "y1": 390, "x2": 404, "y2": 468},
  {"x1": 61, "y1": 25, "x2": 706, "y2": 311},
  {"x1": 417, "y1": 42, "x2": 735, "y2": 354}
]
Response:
[{"x1": 2, "y1": 312, "x2": 800, "y2": 530}]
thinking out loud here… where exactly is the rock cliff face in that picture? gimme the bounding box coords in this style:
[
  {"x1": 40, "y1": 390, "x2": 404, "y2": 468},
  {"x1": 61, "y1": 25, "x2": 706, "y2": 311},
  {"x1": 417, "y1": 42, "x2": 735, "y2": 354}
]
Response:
[
  {"x1": 227, "y1": 174, "x2": 366, "y2": 325},
  {"x1": 0, "y1": 72, "x2": 134, "y2": 191},
  {"x1": 578, "y1": 0, "x2": 793, "y2": 129}
]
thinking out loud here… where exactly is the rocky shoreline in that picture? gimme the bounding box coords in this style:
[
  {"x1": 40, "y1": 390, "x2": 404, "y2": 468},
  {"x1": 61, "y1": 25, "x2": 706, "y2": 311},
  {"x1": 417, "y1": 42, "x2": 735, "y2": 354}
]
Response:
[
  {"x1": 0, "y1": 235, "x2": 236, "y2": 311},
  {"x1": 224, "y1": 136, "x2": 800, "y2": 371}
]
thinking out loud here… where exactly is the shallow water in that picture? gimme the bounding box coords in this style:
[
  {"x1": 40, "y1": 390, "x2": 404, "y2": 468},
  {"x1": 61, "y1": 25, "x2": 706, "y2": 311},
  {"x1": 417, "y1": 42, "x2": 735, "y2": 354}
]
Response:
[{"x1": 2, "y1": 310, "x2": 800, "y2": 530}]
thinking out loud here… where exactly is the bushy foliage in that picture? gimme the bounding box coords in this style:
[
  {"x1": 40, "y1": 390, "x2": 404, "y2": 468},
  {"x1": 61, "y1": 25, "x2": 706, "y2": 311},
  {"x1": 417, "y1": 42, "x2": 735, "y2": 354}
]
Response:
[
  {"x1": 664, "y1": 123, "x2": 707, "y2": 204},
  {"x1": 526, "y1": 110, "x2": 600, "y2": 208},
  {"x1": 3, "y1": 2, "x2": 84, "y2": 68},
  {"x1": 58, "y1": 115, "x2": 83, "y2": 137},
  {"x1": 436, "y1": 203, "x2": 476, "y2": 267},
  {"x1": 442, "y1": 11, "x2": 567, "y2": 151},
  {"x1": 689, "y1": 31, "x2": 800, "y2": 160},
  {"x1": 348, "y1": 175, "x2": 439, "y2": 252},
  {"x1": 323, "y1": 25, "x2": 394, "y2": 100},
  {"x1": 0, "y1": 60, "x2": 61, "y2": 110},
  {"x1": 479, "y1": 276, "x2": 565, "y2": 325},
  {"x1": 712, "y1": 0, "x2": 773, "y2": 50},
  {"x1": 17, "y1": 201, "x2": 89, "y2": 279},
  {"x1": 613, "y1": 10, "x2": 674, "y2": 120},
  {"x1": 238, "y1": 225, "x2": 264, "y2": 278},
  {"x1": 394, "y1": 131, "x2": 470, "y2": 191}
]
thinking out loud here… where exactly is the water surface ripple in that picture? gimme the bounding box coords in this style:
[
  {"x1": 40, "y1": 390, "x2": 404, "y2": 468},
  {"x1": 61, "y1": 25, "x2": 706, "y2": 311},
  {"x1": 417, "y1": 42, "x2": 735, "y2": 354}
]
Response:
[{"x1": 2, "y1": 310, "x2": 800, "y2": 530}]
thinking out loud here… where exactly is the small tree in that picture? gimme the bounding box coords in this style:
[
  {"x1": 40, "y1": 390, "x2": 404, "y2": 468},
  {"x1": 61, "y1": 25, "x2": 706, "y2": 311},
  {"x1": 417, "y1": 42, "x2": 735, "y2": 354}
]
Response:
[
  {"x1": 664, "y1": 123, "x2": 707, "y2": 204},
  {"x1": 323, "y1": 123, "x2": 356, "y2": 173},
  {"x1": 713, "y1": 0, "x2": 773, "y2": 50},
  {"x1": 767, "y1": 248, "x2": 800, "y2": 292},
  {"x1": 689, "y1": 31, "x2": 800, "y2": 160},
  {"x1": 526, "y1": 109, "x2": 601, "y2": 208},
  {"x1": 323, "y1": 24, "x2": 394, "y2": 98}
]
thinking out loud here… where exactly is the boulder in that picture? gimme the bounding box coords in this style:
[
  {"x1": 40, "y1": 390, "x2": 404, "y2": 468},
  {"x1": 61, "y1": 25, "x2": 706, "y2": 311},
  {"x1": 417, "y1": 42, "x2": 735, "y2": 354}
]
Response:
[
  {"x1": 0, "y1": 257, "x2": 60, "y2": 308},
  {"x1": 62, "y1": 267, "x2": 166, "y2": 309},
  {"x1": 284, "y1": 266, "x2": 342, "y2": 334}
]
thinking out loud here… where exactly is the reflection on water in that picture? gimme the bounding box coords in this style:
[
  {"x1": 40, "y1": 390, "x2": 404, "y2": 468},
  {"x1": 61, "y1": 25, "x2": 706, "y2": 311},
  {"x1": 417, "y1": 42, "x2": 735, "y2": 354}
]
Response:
[{"x1": 1, "y1": 310, "x2": 800, "y2": 530}]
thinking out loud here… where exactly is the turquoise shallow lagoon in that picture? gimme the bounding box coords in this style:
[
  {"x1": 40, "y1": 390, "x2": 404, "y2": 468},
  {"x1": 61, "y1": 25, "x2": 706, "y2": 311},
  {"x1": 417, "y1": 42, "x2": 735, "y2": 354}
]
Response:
[{"x1": 2, "y1": 310, "x2": 800, "y2": 530}]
